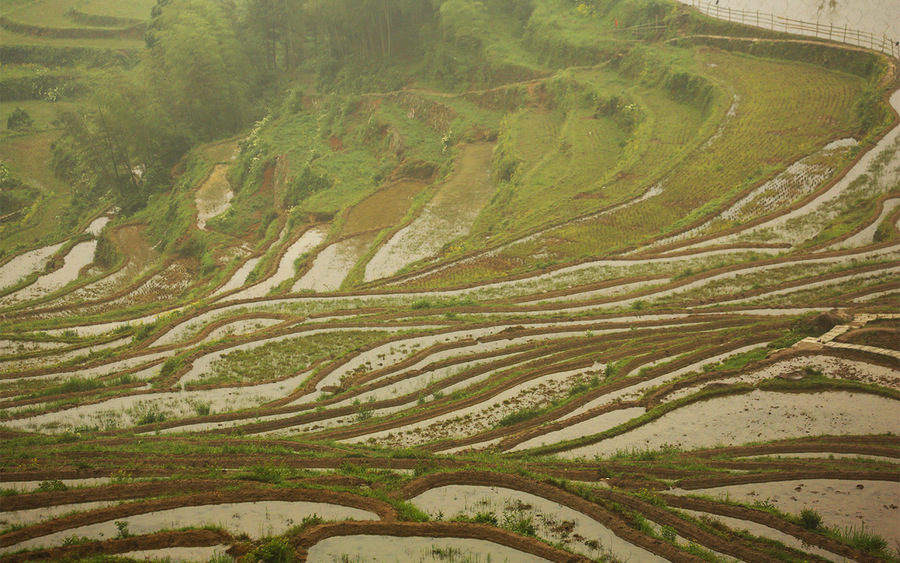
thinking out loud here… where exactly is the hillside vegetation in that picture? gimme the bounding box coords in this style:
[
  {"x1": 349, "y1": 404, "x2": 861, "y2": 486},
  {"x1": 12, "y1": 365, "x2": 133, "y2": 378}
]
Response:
[{"x1": 1, "y1": 0, "x2": 899, "y2": 562}]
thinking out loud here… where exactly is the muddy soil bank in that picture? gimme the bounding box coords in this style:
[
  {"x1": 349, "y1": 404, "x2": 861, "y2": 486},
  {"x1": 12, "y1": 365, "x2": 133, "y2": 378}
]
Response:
[
  {"x1": 365, "y1": 143, "x2": 495, "y2": 281},
  {"x1": 195, "y1": 164, "x2": 233, "y2": 230},
  {"x1": 688, "y1": 435, "x2": 900, "y2": 461}
]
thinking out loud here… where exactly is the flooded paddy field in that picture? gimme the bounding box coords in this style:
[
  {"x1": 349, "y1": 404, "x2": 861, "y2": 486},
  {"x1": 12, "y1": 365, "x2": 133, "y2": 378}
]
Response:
[
  {"x1": 410, "y1": 484, "x2": 666, "y2": 561},
  {"x1": 673, "y1": 479, "x2": 900, "y2": 549},
  {"x1": 2, "y1": 500, "x2": 378, "y2": 553},
  {"x1": 2, "y1": 2, "x2": 899, "y2": 561},
  {"x1": 559, "y1": 390, "x2": 900, "y2": 459},
  {"x1": 305, "y1": 534, "x2": 554, "y2": 563}
]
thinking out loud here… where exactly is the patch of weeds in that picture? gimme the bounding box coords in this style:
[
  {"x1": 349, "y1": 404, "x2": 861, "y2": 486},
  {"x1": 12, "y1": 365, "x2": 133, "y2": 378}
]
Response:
[
  {"x1": 501, "y1": 510, "x2": 536, "y2": 537},
  {"x1": 136, "y1": 406, "x2": 168, "y2": 425},
  {"x1": 132, "y1": 321, "x2": 159, "y2": 342},
  {"x1": 239, "y1": 464, "x2": 288, "y2": 484},
  {"x1": 682, "y1": 540, "x2": 723, "y2": 561},
  {"x1": 189, "y1": 399, "x2": 212, "y2": 416},
  {"x1": 833, "y1": 523, "x2": 888, "y2": 554},
  {"x1": 159, "y1": 356, "x2": 184, "y2": 378},
  {"x1": 610, "y1": 444, "x2": 682, "y2": 461},
  {"x1": 395, "y1": 500, "x2": 430, "y2": 522},
  {"x1": 430, "y1": 546, "x2": 465, "y2": 560},
  {"x1": 451, "y1": 511, "x2": 499, "y2": 526},
  {"x1": 248, "y1": 537, "x2": 295, "y2": 563},
  {"x1": 287, "y1": 513, "x2": 323, "y2": 535},
  {"x1": 114, "y1": 520, "x2": 131, "y2": 539},
  {"x1": 1, "y1": 523, "x2": 25, "y2": 534},
  {"x1": 631, "y1": 512, "x2": 654, "y2": 535},
  {"x1": 496, "y1": 407, "x2": 546, "y2": 427},
  {"x1": 604, "y1": 361, "x2": 623, "y2": 380},
  {"x1": 111, "y1": 470, "x2": 132, "y2": 484},
  {"x1": 412, "y1": 461, "x2": 436, "y2": 477},
  {"x1": 632, "y1": 489, "x2": 666, "y2": 507},
  {"x1": 62, "y1": 534, "x2": 93, "y2": 546},
  {"x1": 353, "y1": 396, "x2": 376, "y2": 422},
  {"x1": 37, "y1": 479, "x2": 68, "y2": 492},
  {"x1": 661, "y1": 524, "x2": 677, "y2": 542},
  {"x1": 567, "y1": 373, "x2": 600, "y2": 396}
]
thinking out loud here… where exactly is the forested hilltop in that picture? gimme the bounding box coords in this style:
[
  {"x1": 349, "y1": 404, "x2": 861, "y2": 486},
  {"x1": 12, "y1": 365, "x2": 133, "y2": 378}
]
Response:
[
  {"x1": 1, "y1": 0, "x2": 899, "y2": 562},
  {"x1": 2, "y1": 0, "x2": 894, "y2": 288}
]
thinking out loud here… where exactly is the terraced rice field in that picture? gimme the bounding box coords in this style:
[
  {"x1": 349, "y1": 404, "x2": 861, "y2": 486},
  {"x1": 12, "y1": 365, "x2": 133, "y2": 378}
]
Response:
[{"x1": 1, "y1": 2, "x2": 899, "y2": 563}]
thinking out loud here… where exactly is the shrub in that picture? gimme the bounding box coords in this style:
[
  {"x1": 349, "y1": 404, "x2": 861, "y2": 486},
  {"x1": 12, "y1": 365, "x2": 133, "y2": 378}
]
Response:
[
  {"x1": 37, "y1": 479, "x2": 68, "y2": 492},
  {"x1": 497, "y1": 407, "x2": 544, "y2": 427},
  {"x1": 661, "y1": 524, "x2": 677, "y2": 542},
  {"x1": 160, "y1": 356, "x2": 183, "y2": 378},
  {"x1": 799, "y1": 508, "x2": 821, "y2": 530},
  {"x1": 473, "y1": 511, "x2": 498, "y2": 525},
  {"x1": 6, "y1": 107, "x2": 33, "y2": 130},
  {"x1": 137, "y1": 407, "x2": 167, "y2": 425},
  {"x1": 283, "y1": 164, "x2": 333, "y2": 208},
  {"x1": 62, "y1": 535, "x2": 91, "y2": 545},
  {"x1": 93, "y1": 232, "x2": 119, "y2": 269},
  {"x1": 133, "y1": 321, "x2": 159, "y2": 342}
]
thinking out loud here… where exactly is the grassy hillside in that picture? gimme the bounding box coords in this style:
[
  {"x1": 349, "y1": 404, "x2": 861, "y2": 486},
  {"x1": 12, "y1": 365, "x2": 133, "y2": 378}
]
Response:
[{"x1": 1, "y1": 0, "x2": 899, "y2": 562}]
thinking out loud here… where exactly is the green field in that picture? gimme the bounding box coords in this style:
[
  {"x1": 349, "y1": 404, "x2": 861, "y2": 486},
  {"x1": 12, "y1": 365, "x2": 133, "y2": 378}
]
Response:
[{"x1": 1, "y1": 1, "x2": 898, "y2": 562}]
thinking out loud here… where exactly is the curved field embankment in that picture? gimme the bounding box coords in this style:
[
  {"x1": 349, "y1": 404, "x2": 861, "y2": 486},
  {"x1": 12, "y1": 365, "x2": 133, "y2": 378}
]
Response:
[
  {"x1": 0, "y1": 529, "x2": 231, "y2": 563},
  {"x1": 2, "y1": 10, "x2": 899, "y2": 563},
  {"x1": 0, "y1": 484, "x2": 392, "y2": 560},
  {"x1": 0, "y1": 16, "x2": 145, "y2": 40}
]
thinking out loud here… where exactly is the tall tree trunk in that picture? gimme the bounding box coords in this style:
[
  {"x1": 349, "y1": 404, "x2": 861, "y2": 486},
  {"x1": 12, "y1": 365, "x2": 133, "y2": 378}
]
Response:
[
  {"x1": 375, "y1": 14, "x2": 386, "y2": 58},
  {"x1": 285, "y1": 12, "x2": 292, "y2": 71},
  {"x1": 95, "y1": 106, "x2": 123, "y2": 183},
  {"x1": 384, "y1": 5, "x2": 391, "y2": 59}
]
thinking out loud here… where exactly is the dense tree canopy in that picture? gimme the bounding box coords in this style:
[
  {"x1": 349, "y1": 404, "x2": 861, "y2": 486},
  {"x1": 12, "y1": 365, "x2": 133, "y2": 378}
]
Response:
[
  {"x1": 147, "y1": 0, "x2": 250, "y2": 137},
  {"x1": 51, "y1": 0, "x2": 519, "y2": 214}
]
